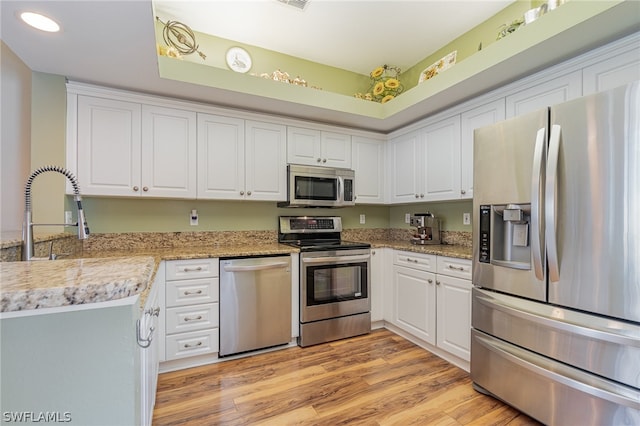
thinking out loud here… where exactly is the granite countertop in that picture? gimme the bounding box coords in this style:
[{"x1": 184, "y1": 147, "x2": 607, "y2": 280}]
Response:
[
  {"x1": 370, "y1": 240, "x2": 472, "y2": 260},
  {"x1": 0, "y1": 240, "x2": 470, "y2": 314}
]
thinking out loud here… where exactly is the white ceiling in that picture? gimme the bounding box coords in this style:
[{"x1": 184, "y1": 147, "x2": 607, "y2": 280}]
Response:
[{"x1": 153, "y1": 0, "x2": 513, "y2": 75}]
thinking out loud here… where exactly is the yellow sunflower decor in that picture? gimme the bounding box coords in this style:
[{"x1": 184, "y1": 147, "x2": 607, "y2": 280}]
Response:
[{"x1": 355, "y1": 65, "x2": 403, "y2": 104}]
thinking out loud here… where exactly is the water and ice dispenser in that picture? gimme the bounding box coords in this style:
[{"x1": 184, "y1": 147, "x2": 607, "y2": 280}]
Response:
[{"x1": 478, "y1": 204, "x2": 531, "y2": 270}]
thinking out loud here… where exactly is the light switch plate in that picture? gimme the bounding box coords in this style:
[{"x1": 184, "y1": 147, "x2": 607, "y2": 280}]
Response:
[
  {"x1": 359, "y1": 214, "x2": 366, "y2": 224},
  {"x1": 463, "y1": 212, "x2": 471, "y2": 225},
  {"x1": 405, "y1": 213, "x2": 411, "y2": 224},
  {"x1": 65, "y1": 211, "x2": 73, "y2": 224}
]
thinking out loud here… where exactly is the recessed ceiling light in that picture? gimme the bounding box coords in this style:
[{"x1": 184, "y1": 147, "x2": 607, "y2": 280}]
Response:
[{"x1": 20, "y1": 12, "x2": 60, "y2": 32}]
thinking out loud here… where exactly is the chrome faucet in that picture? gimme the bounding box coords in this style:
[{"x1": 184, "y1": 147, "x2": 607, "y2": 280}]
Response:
[{"x1": 22, "y1": 165, "x2": 90, "y2": 261}]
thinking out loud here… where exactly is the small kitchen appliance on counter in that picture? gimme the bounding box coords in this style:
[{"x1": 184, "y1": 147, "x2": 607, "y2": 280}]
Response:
[
  {"x1": 278, "y1": 216, "x2": 371, "y2": 347},
  {"x1": 410, "y1": 213, "x2": 440, "y2": 245}
]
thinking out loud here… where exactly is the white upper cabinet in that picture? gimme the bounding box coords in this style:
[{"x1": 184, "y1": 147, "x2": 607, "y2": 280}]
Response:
[
  {"x1": 505, "y1": 70, "x2": 582, "y2": 118},
  {"x1": 388, "y1": 116, "x2": 461, "y2": 203},
  {"x1": 582, "y1": 47, "x2": 640, "y2": 95},
  {"x1": 388, "y1": 130, "x2": 420, "y2": 203},
  {"x1": 244, "y1": 120, "x2": 287, "y2": 201},
  {"x1": 75, "y1": 96, "x2": 196, "y2": 198},
  {"x1": 141, "y1": 105, "x2": 197, "y2": 198},
  {"x1": 197, "y1": 114, "x2": 286, "y2": 201},
  {"x1": 197, "y1": 114, "x2": 245, "y2": 200},
  {"x1": 77, "y1": 96, "x2": 142, "y2": 196},
  {"x1": 351, "y1": 136, "x2": 385, "y2": 204},
  {"x1": 460, "y1": 99, "x2": 506, "y2": 200},
  {"x1": 287, "y1": 127, "x2": 352, "y2": 168},
  {"x1": 420, "y1": 115, "x2": 461, "y2": 202}
]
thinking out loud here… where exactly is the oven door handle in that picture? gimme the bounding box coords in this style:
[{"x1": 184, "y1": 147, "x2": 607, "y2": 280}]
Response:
[{"x1": 302, "y1": 254, "x2": 370, "y2": 264}]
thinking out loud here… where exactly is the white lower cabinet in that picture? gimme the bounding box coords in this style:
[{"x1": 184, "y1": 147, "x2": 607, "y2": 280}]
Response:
[
  {"x1": 390, "y1": 251, "x2": 472, "y2": 366},
  {"x1": 369, "y1": 248, "x2": 386, "y2": 323},
  {"x1": 435, "y1": 256, "x2": 472, "y2": 362},
  {"x1": 162, "y1": 258, "x2": 220, "y2": 366}
]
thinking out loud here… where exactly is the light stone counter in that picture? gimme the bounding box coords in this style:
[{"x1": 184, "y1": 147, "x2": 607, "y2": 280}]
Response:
[
  {"x1": 0, "y1": 243, "x2": 298, "y2": 313},
  {"x1": 370, "y1": 240, "x2": 472, "y2": 260},
  {"x1": 0, "y1": 234, "x2": 470, "y2": 313}
]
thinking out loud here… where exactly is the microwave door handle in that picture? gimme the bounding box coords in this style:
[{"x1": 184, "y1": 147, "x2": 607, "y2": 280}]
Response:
[
  {"x1": 337, "y1": 176, "x2": 344, "y2": 203},
  {"x1": 531, "y1": 127, "x2": 546, "y2": 281},
  {"x1": 545, "y1": 124, "x2": 561, "y2": 283}
]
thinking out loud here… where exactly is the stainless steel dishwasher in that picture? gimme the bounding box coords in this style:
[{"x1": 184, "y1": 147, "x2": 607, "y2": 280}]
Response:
[{"x1": 219, "y1": 256, "x2": 292, "y2": 357}]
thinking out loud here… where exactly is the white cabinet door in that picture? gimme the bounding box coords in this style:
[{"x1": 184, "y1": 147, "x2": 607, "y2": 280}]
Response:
[
  {"x1": 287, "y1": 126, "x2": 321, "y2": 165},
  {"x1": 393, "y1": 265, "x2": 436, "y2": 345},
  {"x1": 245, "y1": 120, "x2": 287, "y2": 201},
  {"x1": 77, "y1": 96, "x2": 142, "y2": 196},
  {"x1": 582, "y1": 51, "x2": 640, "y2": 95},
  {"x1": 321, "y1": 131, "x2": 352, "y2": 168},
  {"x1": 388, "y1": 130, "x2": 420, "y2": 203},
  {"x1": 287, "y1": 127, "x2": 352, "y2": 168},
  {"x1": 197, "y1": 113, "x2": 245, "y2": 200},
  {"x1": 141, "y1": 105, "x2": 196, "y2": 198},
  {"x1": 352, "y1": 136, "x2": 385, "y2": 204},
  {"x1": 370, "y1": 248, "x2": 385, "y2": 323},
  {"x1": 506, "y1": 70, "x2": 582, "y2": 118},
  {"x1": 460, "y1": 99, "x2": 506, "y2": 200},
  {"x1": 436, "y1": 274, "x2": 472, "y2": 361},
  {"x1": 420, "y1": 115, "x2": 461, "y2": 201}
]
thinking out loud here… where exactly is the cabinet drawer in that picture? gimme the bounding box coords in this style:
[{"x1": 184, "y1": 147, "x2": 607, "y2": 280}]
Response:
[
  {"x1": 165, "y1": 277, "x2": 219, "y2": 307},
  {"x1": 165, "y1": 328, "x2": 219, "y2": 360},
  {"x1": 437, "y1": 257, "x2": 472, "y2": 280},
  {"x1": 166, "y1": 303, "x2": 219, "y2": 335},
  {"x1": 166, "y1": 258, "x2": 218, "y2": 280},
  {"x1": 393, "y1": 251, "x2": 436, "y2": 272}
]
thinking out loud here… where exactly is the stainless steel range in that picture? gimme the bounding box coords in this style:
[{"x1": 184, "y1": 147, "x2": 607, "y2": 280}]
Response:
[{"x1": 279, "y1": 216, "x2": 371, "y2": 347}]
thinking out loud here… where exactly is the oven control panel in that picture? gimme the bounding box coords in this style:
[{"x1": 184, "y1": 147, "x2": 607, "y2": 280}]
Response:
[{"x1": 279, "y1": 216, "x2": 342, "y2": 233}]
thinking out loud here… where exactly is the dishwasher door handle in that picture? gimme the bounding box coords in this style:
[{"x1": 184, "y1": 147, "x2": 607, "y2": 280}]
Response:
[{"x1": 223, "y1": 261, "x2": 289, "y2": 273}]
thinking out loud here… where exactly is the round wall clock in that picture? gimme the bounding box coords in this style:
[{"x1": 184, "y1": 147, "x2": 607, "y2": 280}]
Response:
[{"x1": 226, "y1": 47, "x2": 252, "y2": 73}]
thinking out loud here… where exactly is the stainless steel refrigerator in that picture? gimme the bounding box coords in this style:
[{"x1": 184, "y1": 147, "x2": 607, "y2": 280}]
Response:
[{"x1": 471, "y1": 81, "x2": 640, "y2": 425}]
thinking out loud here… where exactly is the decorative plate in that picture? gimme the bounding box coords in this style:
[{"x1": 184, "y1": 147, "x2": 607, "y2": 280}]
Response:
[
  {"x1": 226, "y1": 47, "x2": 252, "y2": 73},
  {"x1": 419, "y1": 51, "x2": 457, "y2": 83}
]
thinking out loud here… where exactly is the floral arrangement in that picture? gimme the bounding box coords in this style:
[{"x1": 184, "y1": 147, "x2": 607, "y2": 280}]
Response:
[{"x1": 355, "y1": 65, "x2": 403, "y2": 103}]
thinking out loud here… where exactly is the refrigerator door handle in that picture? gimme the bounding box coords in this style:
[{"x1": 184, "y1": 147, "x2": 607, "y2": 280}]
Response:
[
  {"x1": 546, "y1": 124, "x2": 562, "y2": 282},
  {"x1": 531, "y1": 127, "x2": 546, "y2": 281}
]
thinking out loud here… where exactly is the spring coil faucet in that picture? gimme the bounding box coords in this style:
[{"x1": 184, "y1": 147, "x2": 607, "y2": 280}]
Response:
[{"x1": 22, "y1": 165, "x2": 90, "y2": 260}]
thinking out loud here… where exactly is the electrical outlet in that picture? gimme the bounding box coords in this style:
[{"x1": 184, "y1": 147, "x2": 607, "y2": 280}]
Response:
[
  {"x1": 463, "y1": 212, "x2": 471, "y2": 225},
  {"x1": 190, "y1": 209, "x2": 198, "y2": 226},
  {"x1": 64, "y1": 211, "x2": 73, "y2": 224},
  {"x1": 405, "y1": 213, "x2": 411, "y2": 224},
  {"x1": 359, "y1": 214, "x2": 366, "y2": 224}
]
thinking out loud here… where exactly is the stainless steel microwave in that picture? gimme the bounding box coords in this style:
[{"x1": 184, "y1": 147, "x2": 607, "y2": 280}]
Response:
[{"x1": 279, "y1": 164, "x2": 355, "y2": 208}]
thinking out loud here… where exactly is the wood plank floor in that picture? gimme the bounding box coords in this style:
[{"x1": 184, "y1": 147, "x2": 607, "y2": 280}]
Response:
[{"x1": 153, "y1": 329, "x2": 542, "y2": 425}]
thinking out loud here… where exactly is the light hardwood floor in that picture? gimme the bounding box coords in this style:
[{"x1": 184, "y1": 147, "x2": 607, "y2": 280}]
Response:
[{"x1": 153, "y1": 329, "x2": 541, "y2": 425}]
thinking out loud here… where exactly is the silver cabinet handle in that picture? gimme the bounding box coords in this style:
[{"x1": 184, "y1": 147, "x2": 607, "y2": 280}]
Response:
[
  {"x1": 428, "y1": 279, "x2": 433, "y2": 284},
  {"x1": 145, "y1": 307, "x2": 160, "y2": 316},
  {"x1": 133, "y1": 186, "x2": 139, "y2": 192},
  {"x1": 322, "y1": 158, "x2": 327, "y2": 163},
  {"x1": 372, "y1": 250, "x2": 376, "y2": 255},
  {"x1": 143, "y1": 186, "x2": 149, "y2": 192},
  {"x1": 448, "y1": 265, "x2": 465, "y2": 271},
  {"x1": 436, "y1": 280, "x2": 441, "y2": 285},
  {"x1": 415, "y1": 194, "x2": 419, "y2": 198},
  {"x1": 184, "y1": 341, "x2": 203, "y2": 348},
  {"x1": 461, "y1": 189, "x2": 466, "y2": 194},
  {"x1": 420, "y1": 194, "x2": 424, "y2": 198},
  {"x1": 406, "y1": 257, "x2": 419, "y2": 263},
  {"x1": 184, "y1": 315, "x2": 203, "y2": 322},
  {"x1": 247, "y1": 191, "x2": 252, "y2": 196},
  {"x1": 182, "y1": 266, "x2": 203, "y2": 272},
  {"x1": 240, "y1": 190, "x2": 244, "y2": 195},
  {"x1": 317, "y1": 158, "x2": 322, "y2": 162},
  {"x1": 183, "y1": 290, "x2": 203, "y2": 295}
]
